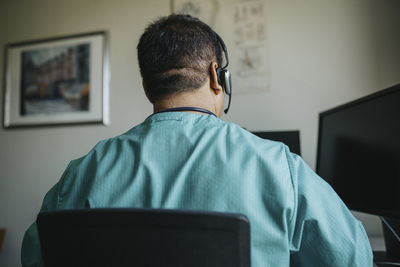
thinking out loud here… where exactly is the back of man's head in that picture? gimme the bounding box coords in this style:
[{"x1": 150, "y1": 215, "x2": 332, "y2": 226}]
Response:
[{"x1": 137, "y1": 14, "x2": 223, "y2": 103}]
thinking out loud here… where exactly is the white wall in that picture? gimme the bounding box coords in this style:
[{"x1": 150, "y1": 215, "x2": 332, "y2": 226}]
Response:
[{"x1": 0, "y1": 0, "x2": 399, "y2": 266}]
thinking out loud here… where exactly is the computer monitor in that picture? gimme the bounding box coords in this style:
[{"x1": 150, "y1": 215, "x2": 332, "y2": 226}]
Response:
[
  {"x1": 252, "y1": 131, "x2": 301, "y2": 156},
  {"x1": 316, "y1": 84, "x2": 400, "y2": 262}
]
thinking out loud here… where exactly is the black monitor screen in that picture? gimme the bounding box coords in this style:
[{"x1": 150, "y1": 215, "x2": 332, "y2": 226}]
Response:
[
  {"x1": 316, "y1": 84, "x2": 400, "y2": 218},
  {"x1": 252, "y1": 131, "x2": 301, "y2": 156}
]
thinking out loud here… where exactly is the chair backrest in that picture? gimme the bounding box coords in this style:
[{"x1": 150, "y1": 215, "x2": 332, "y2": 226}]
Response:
[
  {"x1": 37, "y1": 208, "x2": 251, "y2": 267},
  {"x1": 0, "y1": 228, "x2": 6, "y2": 254}
]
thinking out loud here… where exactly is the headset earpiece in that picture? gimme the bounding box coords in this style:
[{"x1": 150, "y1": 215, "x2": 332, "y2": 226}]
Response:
[
  {"x1": 222, "y1": 69, "x2": 232, "y2": 95},
  {"x1": 216, "y1": 66, "x2": 224, "y2": 89},
  {"x1": 216, "y1": 66, "x2": 231, "y2": 94}
]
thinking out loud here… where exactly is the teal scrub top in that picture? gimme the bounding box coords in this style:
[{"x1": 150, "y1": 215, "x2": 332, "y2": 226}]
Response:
[{"x1": 22, "y1": 112, "x2": 373, "y2": 266}]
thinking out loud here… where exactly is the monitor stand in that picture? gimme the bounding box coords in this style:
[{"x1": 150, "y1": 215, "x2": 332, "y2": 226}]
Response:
[{"x1": 374, "y1": 217, "x2": 400, "y2": 267}]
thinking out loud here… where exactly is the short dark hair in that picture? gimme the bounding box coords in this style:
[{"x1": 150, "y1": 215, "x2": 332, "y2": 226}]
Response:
[{"x1": 137, "y1": 14, "x2": 223, "y2": 103}]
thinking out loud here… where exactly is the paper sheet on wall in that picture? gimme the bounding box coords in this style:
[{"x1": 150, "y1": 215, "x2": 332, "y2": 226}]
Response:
[{"x1": 173, "y1": 0, "x2": 270, "y2": 94}]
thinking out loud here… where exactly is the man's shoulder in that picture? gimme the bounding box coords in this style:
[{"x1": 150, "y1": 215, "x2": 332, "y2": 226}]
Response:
[
  {"x1": 68, "y1": 123, "x2": 145, "y2": 166},
  {"x1": 93, "y1": 121, "x2": 148, "y2": 148}
]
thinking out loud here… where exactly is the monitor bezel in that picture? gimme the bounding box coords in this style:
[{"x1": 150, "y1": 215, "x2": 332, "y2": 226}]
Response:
[{"x1": 316, "y1": 84, "x2": 400, "y2": 218}]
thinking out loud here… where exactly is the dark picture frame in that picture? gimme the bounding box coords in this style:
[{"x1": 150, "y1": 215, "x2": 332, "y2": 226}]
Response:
[{"x1": 3, "y1": 31, "x2": 109, "y2": 128}]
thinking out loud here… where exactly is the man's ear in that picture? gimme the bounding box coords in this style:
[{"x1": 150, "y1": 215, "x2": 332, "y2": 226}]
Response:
[{"x1": 209, "y1": 62, "x2": 223, "y2": 95}]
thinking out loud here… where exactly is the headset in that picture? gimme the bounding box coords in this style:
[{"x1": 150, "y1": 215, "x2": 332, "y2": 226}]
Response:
[{"x1": 214, "y1": 33, "x2": 232, "y2": 114}]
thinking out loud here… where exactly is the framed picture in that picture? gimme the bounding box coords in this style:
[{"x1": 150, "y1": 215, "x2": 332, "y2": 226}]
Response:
[{"x1": 3, "y1": 31, "x2": 109, "y2": 128}]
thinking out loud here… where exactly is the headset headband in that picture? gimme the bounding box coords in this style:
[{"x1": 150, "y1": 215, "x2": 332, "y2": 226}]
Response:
[
  {"x1": 215, "y1": 34, "x2": 229, "y2": 69},
  {"x1": 214, "y1": 32, "x2": 232, "y2": 114}
]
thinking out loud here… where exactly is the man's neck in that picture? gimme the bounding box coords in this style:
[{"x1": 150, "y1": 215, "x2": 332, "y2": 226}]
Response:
[{"x1": 153, "y1": 91, "x2": 216, "y2": 116}]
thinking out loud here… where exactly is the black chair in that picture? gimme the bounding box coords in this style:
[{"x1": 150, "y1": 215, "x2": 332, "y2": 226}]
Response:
[{"x1": 37, "y1": 208, "x2": 251, "y2": 267}]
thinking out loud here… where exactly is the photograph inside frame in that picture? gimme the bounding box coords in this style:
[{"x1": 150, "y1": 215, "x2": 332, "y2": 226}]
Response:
[{"x1": 20, "y1": 43, "x2": 91, "y2": 116}]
